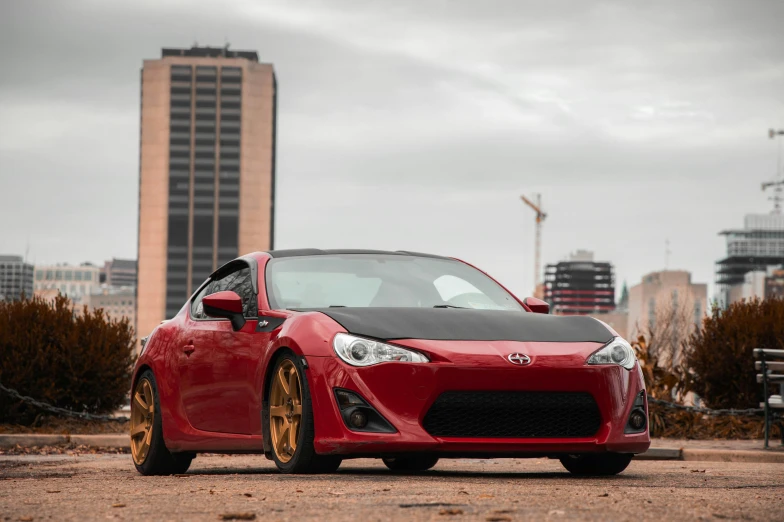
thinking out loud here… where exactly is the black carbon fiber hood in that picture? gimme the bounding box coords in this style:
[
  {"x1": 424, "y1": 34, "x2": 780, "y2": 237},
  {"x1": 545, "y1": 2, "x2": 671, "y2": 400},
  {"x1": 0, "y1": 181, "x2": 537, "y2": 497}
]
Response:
[{"x1": 308, "y1": 307, "x2": 613, "y2": 343}]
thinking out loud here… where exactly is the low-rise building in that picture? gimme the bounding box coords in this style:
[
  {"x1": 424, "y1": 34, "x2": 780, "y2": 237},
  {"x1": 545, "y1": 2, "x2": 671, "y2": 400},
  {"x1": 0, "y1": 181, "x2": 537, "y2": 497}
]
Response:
[
  {"x1": 89, "y1": 287, "x2": 136, "y2": 328},
  {"x1": 34, "y1": 263, "x2": 102, "y2": 306},
  {"x1": 101, "y1": 258, "x2": 137, "y2": 288},
  {"x1": 0, "y1": 255, "x2": 34, "y2": 301}
]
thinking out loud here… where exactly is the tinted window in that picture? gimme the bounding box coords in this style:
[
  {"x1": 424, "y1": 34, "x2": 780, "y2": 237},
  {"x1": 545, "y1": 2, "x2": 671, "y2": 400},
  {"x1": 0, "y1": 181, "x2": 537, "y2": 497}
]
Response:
[
  {"x1": 190, "y1": 282, "x2": 211, "y2": 319},
  {"x1": 195, "y1": 264, "x2": 257, "y2": 319}
]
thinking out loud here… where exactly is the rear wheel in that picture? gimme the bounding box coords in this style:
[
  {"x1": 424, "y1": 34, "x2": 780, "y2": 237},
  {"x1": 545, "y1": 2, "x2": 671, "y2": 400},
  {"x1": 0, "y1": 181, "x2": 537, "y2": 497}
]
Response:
[
  {"x1": 131, "y1": 370, "x2": 194, "y2": 475},
  {"x1": 267, "y1": 352, "x2": 341, "y2": 474},
  {"x1": 382, "y1": 455, "x2": 439, "y2": 473},
  {"x1": 559, "y1": 453, "x2": 633, "y2": 476}
]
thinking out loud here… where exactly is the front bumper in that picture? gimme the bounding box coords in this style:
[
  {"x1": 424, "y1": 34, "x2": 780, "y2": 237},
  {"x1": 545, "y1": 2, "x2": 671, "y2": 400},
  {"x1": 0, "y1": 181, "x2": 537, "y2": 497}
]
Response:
[{"x1": 306, "y1": 342, "x2": 650, "y2": 457}]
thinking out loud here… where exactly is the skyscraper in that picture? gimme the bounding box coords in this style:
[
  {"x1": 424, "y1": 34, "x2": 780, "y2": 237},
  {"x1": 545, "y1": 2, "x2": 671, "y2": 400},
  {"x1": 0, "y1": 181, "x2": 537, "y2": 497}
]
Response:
[{"x1": 137, "y1": 46, "x2": 276, "y2": 339}]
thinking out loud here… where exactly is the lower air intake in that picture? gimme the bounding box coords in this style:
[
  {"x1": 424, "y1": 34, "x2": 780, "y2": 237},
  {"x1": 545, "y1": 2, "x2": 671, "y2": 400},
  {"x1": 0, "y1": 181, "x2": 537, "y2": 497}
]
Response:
[{"x1": 422, "y1": 391, "x2": 601, "y2": 438}]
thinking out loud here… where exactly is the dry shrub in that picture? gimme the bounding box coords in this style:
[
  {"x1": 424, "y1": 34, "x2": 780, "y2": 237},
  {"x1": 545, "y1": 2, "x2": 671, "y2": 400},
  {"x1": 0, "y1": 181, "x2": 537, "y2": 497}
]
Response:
[
  {"x1": 687, "y1": 298, "x2": 784, "y2": 409},
  {"x1": 647, "y1": 403, "x2": 780, "y2": 440},
  {"x1": 0, "y1": 294, "x2": 135, "y2": 424}
]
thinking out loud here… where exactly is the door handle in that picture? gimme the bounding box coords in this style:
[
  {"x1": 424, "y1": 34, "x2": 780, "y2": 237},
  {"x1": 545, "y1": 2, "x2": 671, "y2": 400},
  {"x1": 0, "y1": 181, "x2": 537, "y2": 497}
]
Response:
[{"x1": 183, "y1": 343, "x2": 195, "y2": 356}]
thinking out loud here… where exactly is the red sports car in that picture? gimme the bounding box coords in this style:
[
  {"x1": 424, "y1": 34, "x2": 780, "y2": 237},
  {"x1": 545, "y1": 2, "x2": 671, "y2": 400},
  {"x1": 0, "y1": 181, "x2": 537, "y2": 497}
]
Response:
[{"x1": 130, "y1": 250, "x2": 649, "y2": 476}]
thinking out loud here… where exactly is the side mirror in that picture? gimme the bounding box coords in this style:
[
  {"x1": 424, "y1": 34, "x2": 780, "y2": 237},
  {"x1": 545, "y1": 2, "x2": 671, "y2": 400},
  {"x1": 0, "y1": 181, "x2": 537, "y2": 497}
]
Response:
[
  {"x1": 203, "y1": 291, "x2": 246, "y2": 330},
  {"x1": 523, "y1": 297, "x2": 550, "y2": 314}
]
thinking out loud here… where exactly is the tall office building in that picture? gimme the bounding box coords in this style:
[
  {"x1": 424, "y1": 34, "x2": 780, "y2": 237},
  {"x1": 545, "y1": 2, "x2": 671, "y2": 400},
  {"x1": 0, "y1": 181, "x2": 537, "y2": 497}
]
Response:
[{"x1": 137, "y1": 46, "x2": 277, "y2": 339}]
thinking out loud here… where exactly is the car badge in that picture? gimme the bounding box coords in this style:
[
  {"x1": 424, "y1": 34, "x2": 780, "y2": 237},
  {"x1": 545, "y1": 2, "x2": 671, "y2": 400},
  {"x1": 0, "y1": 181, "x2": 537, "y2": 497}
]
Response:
[
  {"x1": 258, "y1": 320, "x2": 269, "y2": 328},
  {"x1": 507, "y1": 353, "x2": 531, "y2": 366}
]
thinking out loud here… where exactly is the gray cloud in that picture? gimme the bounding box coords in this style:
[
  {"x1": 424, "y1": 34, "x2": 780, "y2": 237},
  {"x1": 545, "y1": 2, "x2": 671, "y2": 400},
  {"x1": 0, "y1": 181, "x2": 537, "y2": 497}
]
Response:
[{"x1": 1, "y1": 0, "x2": 783, "y2": 299}]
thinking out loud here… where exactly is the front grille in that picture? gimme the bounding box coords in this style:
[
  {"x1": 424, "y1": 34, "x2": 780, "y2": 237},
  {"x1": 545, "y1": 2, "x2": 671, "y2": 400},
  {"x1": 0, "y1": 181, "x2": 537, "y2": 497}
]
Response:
[{"x1": 422, "y1": 391, "x2": 601, "y2": 438}]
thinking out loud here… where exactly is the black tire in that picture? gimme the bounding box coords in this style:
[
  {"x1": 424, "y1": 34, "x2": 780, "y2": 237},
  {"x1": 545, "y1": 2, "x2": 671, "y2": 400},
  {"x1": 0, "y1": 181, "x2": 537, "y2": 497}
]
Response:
[
  {"x1": 267, "y1": 352, "x2": 342, "y2": 474},
  {"x1": 558, "y1": 453, "x2": 633, "y2": 476},
  {"x1": 382, "y1": 455, "x2": 439, "y2": 473},
  {"x1": 133, "y1": 370, "x2": 195, "y2": 476}
]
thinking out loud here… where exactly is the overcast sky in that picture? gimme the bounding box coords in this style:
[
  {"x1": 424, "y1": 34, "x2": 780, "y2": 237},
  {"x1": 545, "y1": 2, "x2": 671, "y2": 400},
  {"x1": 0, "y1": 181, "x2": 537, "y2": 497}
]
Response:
[{"x1": 1, "y1": 0, "x2": 783, "y2": 299}]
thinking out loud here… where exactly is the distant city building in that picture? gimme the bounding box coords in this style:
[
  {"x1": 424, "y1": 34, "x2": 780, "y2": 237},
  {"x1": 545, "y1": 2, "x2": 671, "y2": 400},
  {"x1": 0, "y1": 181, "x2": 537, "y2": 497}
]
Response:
[
  {"x1": 137, "y1": 45, "x2": 277, "y2": 341},
  {"x1": 89, "y1": 287, "x2": 136, "y2": 328},
  {"x1": 765, "y1": 268, "x2": 784, "y2": 299},
  {"x1": 716, "y1": 213, "x2": 784, "y2": 306},
  {"x1": 101, "y1": 258, "x2": 137, "y2": 288},
  {"x1": 544, "y1": 250, "x2": 615, "y2": 315},
  {"x1": 34, "y1": 263, "x2": 102, "y2": 306},
  {"x1": 627, "y1": 270, "x2": 708, "y2": 338},
  {"x1": 0, "y1": 255, "x2": 34, "y2": 301}
]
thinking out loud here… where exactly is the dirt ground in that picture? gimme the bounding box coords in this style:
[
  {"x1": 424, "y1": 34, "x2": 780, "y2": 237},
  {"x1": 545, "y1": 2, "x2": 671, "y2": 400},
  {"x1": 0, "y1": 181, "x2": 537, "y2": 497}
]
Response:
[{"x1": 1, "y1": 455, "x2": 783, "y2": 521}]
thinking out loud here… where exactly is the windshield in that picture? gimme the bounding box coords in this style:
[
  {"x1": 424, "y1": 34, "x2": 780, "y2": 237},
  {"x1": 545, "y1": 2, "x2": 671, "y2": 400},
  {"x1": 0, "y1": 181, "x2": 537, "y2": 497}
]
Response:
[{"x1": 265, "y1": 254, "x2": 524, "y2": 311}]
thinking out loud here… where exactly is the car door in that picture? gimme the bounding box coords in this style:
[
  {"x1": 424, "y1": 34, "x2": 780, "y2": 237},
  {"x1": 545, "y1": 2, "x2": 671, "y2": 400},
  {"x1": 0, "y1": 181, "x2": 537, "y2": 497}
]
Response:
[{"x1": 177, "y1": 262, "x2": 259, "y2": 434}]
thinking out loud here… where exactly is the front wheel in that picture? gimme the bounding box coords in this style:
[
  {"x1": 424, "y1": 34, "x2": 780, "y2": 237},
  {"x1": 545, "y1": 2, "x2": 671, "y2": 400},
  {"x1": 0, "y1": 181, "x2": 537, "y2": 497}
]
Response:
[
  {"x1": 382, "y1": 455, "x2": 439, "y2": 473},
  {"x1": 267, "y1": 352, "x2": 341, "y2": 474},
  {"x1": 559, "y1": 453, "x2": 633, "y2": 476}
]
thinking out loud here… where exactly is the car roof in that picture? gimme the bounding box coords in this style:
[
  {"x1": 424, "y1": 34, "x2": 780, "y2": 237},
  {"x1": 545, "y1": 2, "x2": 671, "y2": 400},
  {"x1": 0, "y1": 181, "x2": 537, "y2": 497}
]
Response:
[{"x1": 266, "y1": 249, "x2": 451, "y2": 260}]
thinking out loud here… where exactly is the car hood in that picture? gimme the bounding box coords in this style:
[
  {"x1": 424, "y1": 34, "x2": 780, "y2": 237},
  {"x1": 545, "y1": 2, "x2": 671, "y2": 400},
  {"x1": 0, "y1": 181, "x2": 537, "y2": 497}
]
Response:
[{"x1": 307, "y1": 307, "x2": 614, "y2": 343}]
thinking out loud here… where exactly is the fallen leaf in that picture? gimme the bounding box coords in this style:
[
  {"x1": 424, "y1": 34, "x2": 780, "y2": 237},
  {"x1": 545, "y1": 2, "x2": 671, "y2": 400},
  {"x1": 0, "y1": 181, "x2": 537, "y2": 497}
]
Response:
[
  {"x1": 112, "y1": 503, "x2": 126, "y2": 508},
  {"x1": 598, "y1": 493, "x2": 609, "y2": 497},
  {"x1": 485, "y1": 516, "x2": 511, "y2": 522},
  {"x1": 243, "y1": 493, "x2": 253, "y2": 497},
  {"x1": 690, "y1": 469, "x2": 706, "y2": 473},
  {"x1": 296, "y1": 490, "x2": 303, "y2": 493},
  {"x1": 440, "y1": 508, "x2": 464, "y2": 516},
  {"x1": 493, "y1": 510, "x2": 513, "y2": 514},
  {"x1": 46, "y1": 490, "x2": 61, "y2": 493},
  {"x1": 458, "y1": 490, "x2": 469, "y2": 495},
  {"x1": 219, "y1": 514, "x2": 256, "y2": 521}
]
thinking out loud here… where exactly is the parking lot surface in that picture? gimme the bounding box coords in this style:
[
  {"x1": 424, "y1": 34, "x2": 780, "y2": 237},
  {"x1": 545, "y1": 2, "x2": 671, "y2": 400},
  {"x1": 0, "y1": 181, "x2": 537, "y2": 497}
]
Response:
[{"x1": 1, "y1": 454, "x2": 782, "y2": 521}]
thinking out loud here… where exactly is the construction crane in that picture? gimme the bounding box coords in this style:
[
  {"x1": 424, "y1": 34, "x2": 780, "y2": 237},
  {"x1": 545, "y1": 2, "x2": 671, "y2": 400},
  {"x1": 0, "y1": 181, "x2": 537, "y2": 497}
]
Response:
[
  {"x1": 765, "y1": 128, "x2": 784, "y2": 214},
  {"x1": 520, "y1": 194, "x2": 547, "y2": 294},
  {"x1": 762, "y1": 179, "x2": 784, "y2": 214}
]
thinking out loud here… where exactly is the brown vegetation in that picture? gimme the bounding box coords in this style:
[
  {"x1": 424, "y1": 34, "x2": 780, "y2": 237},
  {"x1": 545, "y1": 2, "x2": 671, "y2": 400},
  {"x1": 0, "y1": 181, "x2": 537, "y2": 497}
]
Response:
[{"x1": 0, "y1": 294, "x2": 135, "y2": 424}]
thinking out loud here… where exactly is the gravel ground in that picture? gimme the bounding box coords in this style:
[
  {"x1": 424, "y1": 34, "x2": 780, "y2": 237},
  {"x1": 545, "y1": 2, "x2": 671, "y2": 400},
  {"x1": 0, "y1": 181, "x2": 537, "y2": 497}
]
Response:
[{"x1": 1, "y1": 454, "x2": 782, "y2": 521}]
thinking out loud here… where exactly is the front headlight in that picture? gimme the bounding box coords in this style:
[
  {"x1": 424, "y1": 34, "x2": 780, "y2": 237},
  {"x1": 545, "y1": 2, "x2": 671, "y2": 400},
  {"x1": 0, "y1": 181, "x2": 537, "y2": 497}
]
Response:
[
  {"x1": 586, "y1": 337, "x2": 636, "y2": 370},
  {"x1": 333, "y1": 333, "x2": 429, "y2": 367}
]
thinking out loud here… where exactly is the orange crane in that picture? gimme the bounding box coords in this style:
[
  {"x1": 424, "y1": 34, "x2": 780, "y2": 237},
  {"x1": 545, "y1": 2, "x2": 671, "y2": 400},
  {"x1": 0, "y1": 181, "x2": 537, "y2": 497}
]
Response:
[{"x1": 520, "y1": 194, "x2": 547, "y2": 294}]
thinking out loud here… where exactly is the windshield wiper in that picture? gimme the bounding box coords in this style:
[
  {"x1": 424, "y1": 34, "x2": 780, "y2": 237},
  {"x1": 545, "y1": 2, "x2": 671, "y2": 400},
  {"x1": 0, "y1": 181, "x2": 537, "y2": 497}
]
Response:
[{"x1": 433, "y1": 304, "x2": 467, "y2": 309}]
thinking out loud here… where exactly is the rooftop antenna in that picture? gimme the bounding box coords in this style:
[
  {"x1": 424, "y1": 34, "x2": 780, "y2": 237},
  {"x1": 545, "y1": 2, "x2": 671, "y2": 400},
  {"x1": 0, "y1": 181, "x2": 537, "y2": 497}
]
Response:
[
  {"x1": 665, "y1": 239, "x2": 671, "y2": 269},
  {"x1": 763, "y1": 128, "x2": 784, "y2": 214}
]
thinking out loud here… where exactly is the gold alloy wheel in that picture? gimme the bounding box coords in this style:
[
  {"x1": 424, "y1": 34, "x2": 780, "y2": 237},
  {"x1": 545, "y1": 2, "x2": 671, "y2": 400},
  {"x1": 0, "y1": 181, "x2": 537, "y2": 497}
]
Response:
[
  {"x1": 269, "y1": 359, "x2": 303, "y2": 463},
  {"x1": 130, "y1": 377, "x2": 155, "y2": 465}
]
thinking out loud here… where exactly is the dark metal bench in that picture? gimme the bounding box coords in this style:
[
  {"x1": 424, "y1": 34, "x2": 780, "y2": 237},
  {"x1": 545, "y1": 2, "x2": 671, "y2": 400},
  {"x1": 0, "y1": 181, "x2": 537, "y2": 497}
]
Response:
[{"x1": 754, "y1": 348, "x2": 784, "y2": 449}]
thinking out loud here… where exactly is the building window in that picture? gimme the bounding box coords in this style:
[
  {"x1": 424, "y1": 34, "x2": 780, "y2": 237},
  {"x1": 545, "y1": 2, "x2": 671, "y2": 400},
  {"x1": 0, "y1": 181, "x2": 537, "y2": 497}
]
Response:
[
  {"x1": 84, "y1": 272, "x2": 92, "y2": 281},
  {"x1": 55, "y1": 270, "x2": 62, "y2": 280}
]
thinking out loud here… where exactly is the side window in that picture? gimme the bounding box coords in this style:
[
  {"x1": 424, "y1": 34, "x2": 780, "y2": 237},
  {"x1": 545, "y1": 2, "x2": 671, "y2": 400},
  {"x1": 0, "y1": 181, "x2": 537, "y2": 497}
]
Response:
[
  {"x1": 190, "y1": 281, "x2": 213, "y2": 319},
  {"x1": 211, "y1": 265, "x2": 258, "y2": 318}
]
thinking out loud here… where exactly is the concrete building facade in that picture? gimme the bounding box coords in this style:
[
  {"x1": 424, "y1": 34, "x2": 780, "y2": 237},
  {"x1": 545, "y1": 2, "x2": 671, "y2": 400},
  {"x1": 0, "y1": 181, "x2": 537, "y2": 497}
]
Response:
[
  {"x1": 34, "y1": 263, "x2": 102, "y2": 306},
  {"x1": 716, "y1": 213, "x2": 784, "y2": 306},
  {"x1": 0, "y1": 255, "x2": 34, "y2": 301},
  {"x1": 627, "y1": 270, "x2": 708, "y2": 338},
  {"x1": 137, "y1": 46, "x2": 276, "y2": 340},
  {"x1": 90, "y1": 288, "x2": 136, "y2": 327},
  {"x1": 101, "y1": 258, "x2": 137, "y2": 288}
]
